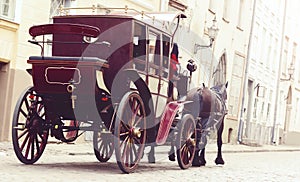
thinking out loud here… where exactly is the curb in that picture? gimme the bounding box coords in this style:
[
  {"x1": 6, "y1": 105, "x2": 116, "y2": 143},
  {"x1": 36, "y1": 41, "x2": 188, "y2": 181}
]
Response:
[{"x1": 218, "y1": 149, "x2": 300, "y2": 154}]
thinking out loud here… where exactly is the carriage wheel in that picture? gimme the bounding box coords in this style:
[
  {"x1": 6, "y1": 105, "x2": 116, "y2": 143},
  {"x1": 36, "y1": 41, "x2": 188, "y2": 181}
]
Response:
[
  {"x1": 176, "y1": 114, "x2": 197, "y2": 169},
  {"x1": 60, "y1": 120, "x2": 79, "y2": 143},
  {"x1": 12, "y1": 87, "x2": 49, "y2": 164},
  {"x1": 114, "y1": 92, "x2": 146, "y2": 173},
  {"x1": 93, "y1": 131, "x2": 114, "y2": 162}
]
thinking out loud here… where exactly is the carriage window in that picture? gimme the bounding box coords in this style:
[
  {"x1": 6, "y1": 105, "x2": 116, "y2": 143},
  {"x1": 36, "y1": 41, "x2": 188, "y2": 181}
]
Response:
[
  {"x1": 148, "y1": 31, "x2": 161, "y2": 75},
  {"x1": 133, "y1": 23, "x2": 146, "y2": 71}
]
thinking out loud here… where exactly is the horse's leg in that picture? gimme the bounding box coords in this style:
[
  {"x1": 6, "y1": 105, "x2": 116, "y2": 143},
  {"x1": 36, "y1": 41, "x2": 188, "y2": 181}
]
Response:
[
  {"x1": 148, "y1": 144, "x2": 156, "y2": 163},
  {"x1": 215, "y1": 118, "x2": 225, "y2": 165},
  {"x1": 192, "y1": 122, "x2": 202, "y2": 166},
  {"x1": 168, "y1": 140, "x2": 176, "y2": 161},
  {"x1": 199, "y1": 148, "x2": 207, "y2": 166}
]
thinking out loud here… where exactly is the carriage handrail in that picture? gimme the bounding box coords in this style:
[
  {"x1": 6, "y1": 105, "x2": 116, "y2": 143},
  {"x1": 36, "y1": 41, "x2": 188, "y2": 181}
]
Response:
[
  {"x1": 29, "y1": 23, "x2": 101, "y2": 38},
  {"x1": 57, "y1": 6, "x2": 186, "y2": 33},
  {"x1": 28, "y1": 23, "x2": 101, "y2": 56},
  {"x1": 59, "y1": 6, "x2": 161, "y2": 23}
]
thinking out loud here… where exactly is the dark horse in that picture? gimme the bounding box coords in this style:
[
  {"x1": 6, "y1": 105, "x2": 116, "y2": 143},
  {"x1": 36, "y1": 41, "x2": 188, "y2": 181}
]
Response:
[{"x1": 167, "y1": 82, "x2": 228, "y2": 166}]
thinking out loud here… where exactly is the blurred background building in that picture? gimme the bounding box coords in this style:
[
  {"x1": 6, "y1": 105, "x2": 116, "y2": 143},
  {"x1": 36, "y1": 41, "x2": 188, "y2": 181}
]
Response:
[{"x1": 1, "y1": 0, "x2": 299, "y2": 146}]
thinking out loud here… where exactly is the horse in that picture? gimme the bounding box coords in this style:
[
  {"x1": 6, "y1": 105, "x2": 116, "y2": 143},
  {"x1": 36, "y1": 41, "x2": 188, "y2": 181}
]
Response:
[{"x1": 167, "y1": 82, "x2": 228, "y2": 166}]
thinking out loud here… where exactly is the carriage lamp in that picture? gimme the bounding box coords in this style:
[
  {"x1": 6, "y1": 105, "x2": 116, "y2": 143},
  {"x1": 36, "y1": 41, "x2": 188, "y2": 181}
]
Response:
[
  {"x1": 280, "y1": 62, "x2": 295, "y2": 81},
  {"x1": 194, "y1": 16, "x2": 219, "y2": 54},
  {"x1": 187, "y1": 59, "x2": 197, "y2": 75}
]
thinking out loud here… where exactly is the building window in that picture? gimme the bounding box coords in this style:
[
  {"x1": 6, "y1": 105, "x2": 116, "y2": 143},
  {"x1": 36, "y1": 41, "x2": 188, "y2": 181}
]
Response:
[
  {"x1": 223, "y1": 0, "x2": 231, "y2": 22},
  {"x1": 266, "y1": 34, "x2": 273, "y2": 69},
  {"x1": 282, "y1": 36, "x2": 289, "y2": 76},
  {"x1": 292, "y1": 42, "x2": 297, "y2": 64},
  {"x1": 253, "y1": 98, "x2": 258, "y2": 119},
  {"x1": 266, "y1": 102, "x2": 271, "y2": 122},
  {"x1": 213, "y1": 53, "x2": 227, "y2": 86},
  {"x1": 251, "y1": 22, "x2": 259, "y2": 61},
  {"x1": 237, "y1": 0, "x2": 245, "y2": 29},
  {"x1": 260, "y1": 27, "x2": 267, "y2": 64},
  {"x1": 272, "y1": 38, "x2": 278, "y2": 72},
  {"x1": 50, "y1": 0, "x2": 74, "y2": 18},
  {"x1": 0, "y1": 0, "x2": 15, "y2": 20},
  {"x1": 209, "y1": 0, "x2": 217, "y2": 14},
  {"x1": 228, "y1": 53, "x2": 245, "y2": 117}
]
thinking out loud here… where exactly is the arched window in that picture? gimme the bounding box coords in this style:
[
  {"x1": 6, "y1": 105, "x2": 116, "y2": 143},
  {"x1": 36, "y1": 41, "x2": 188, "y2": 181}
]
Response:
[{"x1": 213, "y1": 53, "x2": 227, "y2": 86}]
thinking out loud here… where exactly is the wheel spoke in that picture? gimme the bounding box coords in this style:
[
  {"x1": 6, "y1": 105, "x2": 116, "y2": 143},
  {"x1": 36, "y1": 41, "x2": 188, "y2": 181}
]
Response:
[
  {"x1": 17, "y1": 128, "x2": 29, "y2": 140},
  {"x1": 104, "y1": 144, "x2": 109, "y2": 157},
  {"x1": 20, "y1": 133, "x2": 30, "y2": 151},
  {"x1": 31, "y1": 135, "x2": 35, "y2": 160},
  {"x1": 24, "y1": 135, "x2": 32, "y2": 159},
  {"x1": 35, "y1": 134, "x2": 40, "y2": 156},
  {"x1": 20, "y1": 108, "x2": 28, "y2": 118},
  {"x1": 133, "y1": 135, "x2": 142, "y2": 145},
  {"x1": 129, "y1": 142, "x2": 134, "y2": 166},
  {"x1": 98, "y1": 140, "x2": 104, "y2": 152},
  {"x1": 38, "y1": 132, "x2": 47, "y2": 144},
  {"x1": 24, "y1": 98, "x2": 30, "y2": 112},
  {"x1": 120, "y1": 120, "x2": 130, "y2": 131},
  {"x1": 121, "y1": 139, "x2": 129, "y2": 165},
  {"x1": 131, "y1": 143, "x2": 138, "y2": 157},
  {"x1": 132, "y1": 102, "x2": 140, "y2": 125}
]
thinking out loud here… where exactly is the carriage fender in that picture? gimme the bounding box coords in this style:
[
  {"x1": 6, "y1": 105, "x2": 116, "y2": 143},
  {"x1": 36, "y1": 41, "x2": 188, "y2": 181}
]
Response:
[
  {"x1": 122, "y1": 69, "x2": 153, "y2": 118},
  {"x1": 156, "y1": 100, "x2": 192, "y2": 145}
]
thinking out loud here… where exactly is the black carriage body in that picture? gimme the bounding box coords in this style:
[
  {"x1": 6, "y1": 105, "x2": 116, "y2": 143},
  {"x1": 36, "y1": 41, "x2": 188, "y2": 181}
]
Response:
[
  {"x1": 28, "y1": 57, "x2": 109, "y2": 120},
  {"x1": 28, "y1": 14, "x2": 173, "y2": 121}
]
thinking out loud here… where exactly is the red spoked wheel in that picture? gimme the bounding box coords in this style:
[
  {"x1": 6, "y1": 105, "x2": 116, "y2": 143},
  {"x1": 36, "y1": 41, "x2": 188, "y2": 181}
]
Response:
[
  {"x1": 12, "y1": 87, "x2": 49, "y2": 164},
  {"x1": 176, "y1": 114, "x2": 197, "y2": 169},
  {"x1": 114, "y1": 92, "x2": 146, "y2": 173}
]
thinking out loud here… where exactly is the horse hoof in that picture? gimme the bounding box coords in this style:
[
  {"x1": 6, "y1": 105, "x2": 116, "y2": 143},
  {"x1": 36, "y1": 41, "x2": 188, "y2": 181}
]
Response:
[
  {"x1": 193, "y1": 158, "x2": 206, "y2": 167},
  {"x1": 199, "y1": 159, "x2": 206, "y2": 166},
  {"x1": 148, "y1": 154, "x2": 156, "y2": 163},
  {"x1": 192, "y1": 160, "x2": 201, "y2": 167},
  {"x1": 168, "y1": 153, "x2": 176, "y2": 161},
  {"x1": 215, "y1": 158, "x2": 225, "y2": 165}
]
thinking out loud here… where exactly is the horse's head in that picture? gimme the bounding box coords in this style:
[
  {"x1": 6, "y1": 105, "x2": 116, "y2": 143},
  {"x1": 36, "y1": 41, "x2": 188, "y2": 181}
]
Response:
[{"x1": 211, "y1": 82, "x2": 228, "y2": 101}]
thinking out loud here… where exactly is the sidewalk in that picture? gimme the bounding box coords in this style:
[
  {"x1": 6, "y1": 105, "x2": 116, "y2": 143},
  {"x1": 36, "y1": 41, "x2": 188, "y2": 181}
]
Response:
[
  {"x1": 1, "y1": 141, "x2": 300, "y2": 157},
  {"x1": 153, "y1": 142, "x2": 300, "y2": 154}
]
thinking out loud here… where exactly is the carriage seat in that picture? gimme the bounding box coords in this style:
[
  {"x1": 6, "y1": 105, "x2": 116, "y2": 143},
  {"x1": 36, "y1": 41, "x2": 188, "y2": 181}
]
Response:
[{"x1": 28, "y1": 56, "x2": 108, "y2": 63}]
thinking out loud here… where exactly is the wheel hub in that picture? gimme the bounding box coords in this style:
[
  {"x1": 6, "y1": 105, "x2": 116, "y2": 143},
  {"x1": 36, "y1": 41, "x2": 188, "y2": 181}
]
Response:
[
  {"x1": 187, "y1": 138, "x2": 196, "y2": 147},
  {"x1": 129, "y1": 128, "x2": 141, "y2": 138}
]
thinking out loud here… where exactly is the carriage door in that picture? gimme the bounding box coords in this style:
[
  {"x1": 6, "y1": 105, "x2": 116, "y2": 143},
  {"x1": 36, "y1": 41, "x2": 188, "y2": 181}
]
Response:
[{"x1": 147, "y1": 30, "x2": 169, "y2": 118}]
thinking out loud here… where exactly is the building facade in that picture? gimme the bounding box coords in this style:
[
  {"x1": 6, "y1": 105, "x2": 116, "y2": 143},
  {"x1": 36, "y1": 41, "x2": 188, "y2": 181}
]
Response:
[
  {"x1": 0, "y1": 0, "x2": 19, "y2": 141},
  {"x1": 239, "y1": 0, "x2": 300, "y2": 145},
  {"x1": 3, "y1": 0, "x2": 298, "y2": 146},
  {"x1": 0, "y1": 0, "x2": 51, "y2": 141},
  {"x1": 277, "y1": 0, "x2": 300, "y2": 145}
]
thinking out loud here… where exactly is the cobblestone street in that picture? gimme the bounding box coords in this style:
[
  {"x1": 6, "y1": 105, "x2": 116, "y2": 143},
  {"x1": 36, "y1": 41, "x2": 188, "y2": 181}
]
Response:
[{"x1": 1, "y1": 141, "x2": 300, "y2": 181}]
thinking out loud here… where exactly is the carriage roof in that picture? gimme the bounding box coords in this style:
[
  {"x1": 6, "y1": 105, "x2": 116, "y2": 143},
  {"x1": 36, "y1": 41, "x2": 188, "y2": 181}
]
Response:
[{"x1": 54, "y1": 6, "x2": 186, "y2": 36}]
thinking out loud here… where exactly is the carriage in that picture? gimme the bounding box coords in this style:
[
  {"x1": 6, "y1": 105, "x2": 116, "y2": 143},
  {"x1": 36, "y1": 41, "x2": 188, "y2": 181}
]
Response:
[{"x1": 11, "y1": 7, "x2": 204, "y2": 173}]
